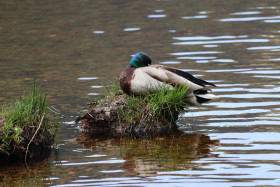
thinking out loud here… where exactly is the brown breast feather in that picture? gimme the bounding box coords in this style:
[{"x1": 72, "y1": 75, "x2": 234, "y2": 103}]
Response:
[{"x1": 119, "y1": 65, "x2": 135, "y2": 95}]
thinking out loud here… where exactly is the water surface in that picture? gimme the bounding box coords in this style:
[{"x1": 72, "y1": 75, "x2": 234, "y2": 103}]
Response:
[{"x1": 1, "y1": 0, "x2": 280, "y2": 186}]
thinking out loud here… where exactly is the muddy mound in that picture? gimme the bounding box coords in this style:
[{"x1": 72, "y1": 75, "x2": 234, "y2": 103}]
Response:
[{"x1": 76, "y1": 94, "x2": 185, "y2": 138}]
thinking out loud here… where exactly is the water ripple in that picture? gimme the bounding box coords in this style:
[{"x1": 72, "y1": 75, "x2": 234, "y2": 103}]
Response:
[
  {"x1": 173, "y1": 39, "x2": 269, "y2": 45},
  {"x1": 169, "y1": 51, "x2": 222, "y2": 55},
  {"x1": 247, "y1": 46, "x2": 280, "y2": 50},
  {"x1": 177, "y1": 56, "x2": 216, "y2": 60},
  {"x1": 78, "y1": 77, "x2": 98, "y2": 80},
  {"x1": 59, "y1": 159, "x2": 125, "y2": 166},
  {"x1": 219, "y1": 93, "x2": 280, "y2": 98},
  {"x1": 230, "y1": 11, "x2": 260, "y2": 15},
  {"x1": 87, "y1": 93, "x2": 99, "y2": 95},
  {"x1": 148, "y1": 14, "x2": 166, "y2": 18},
  {"x1": 208, "y1": 101, "x2": 280, "y2": 108},
  {"x1": 160, "y1": 61, "x2": 181, "y2": 64},
  {"x1": 85, "y1": 154, "x2": 107, "y2": 158},
  {"x1": 196, "y1": 60, "x2": 209, "y2": 63},
  {"x1": 123, "y1": 28, "x2": 140, "y2": 32},
  {"x1": 182, "y1": 15, "x2": 207, "y2": 19},
  {"x1": 204, "y1": 44, "x2": 219, "y2": 48},
  {"x1": 92, "y1": 31, "x2": 104, "y2": 34},
  {"x1": 154, "y1": 9, "x2": 164, "y2": 13},
  {"x1": 100, "y1": 170, "x2": 124, "y2": 173},
  {"x1": 213, "y1": 87, "x2": 280, "y2": 93},
  {"x1": 270, "y1": 58, "x2": 280, "y2": 61},
  {"x1": 208, "y1": 121, "x2": 280, "y2": 127},
  {"x1": 183, "y1": 109, "x2": 269, "y2": 117},
  {"x1": 215, "y1": 83, "x2": 250, "y2": 87},
  {"x1": 254, "y1": 75, "x2": 280, "y2": 79},
  {"x1": 265, "y1": 19, "x2": 280, "y2": 23},
  {"x1": 90, "y1": 85, "x2": 103, "y2": 88},
  {"x1": 206, "y1": 69, "x2": 252, "y2": 72},
  {"x1": 237, "y1": 70, "x2": 280, "y2": 74},
  {"x1": 211, "y1": 59, "x2": 235, "y2": 63},
  {"x1": 173, "y1": 35, "x2": 247, "y2": 41},
  {"x1": 220, "y1": 15, "x2": 280, "y2": 22}
]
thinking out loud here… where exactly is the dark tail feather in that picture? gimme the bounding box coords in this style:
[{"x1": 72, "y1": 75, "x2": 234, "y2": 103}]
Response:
[
  {"x1": 194, "y1": 88, "x2": 219, "y2": 104},
  {"x1": 195, "y1": 96, "x2": 211, "y2": 104},
  {"x1": 198, "y1": 79, "x2": 217, "y2": 87},
  {"x1": 194, "y1": 88, "x2": 211, "y2": 94},
  {"x1": 194, "y1": 89, "x2": 212, "y2": 104}
]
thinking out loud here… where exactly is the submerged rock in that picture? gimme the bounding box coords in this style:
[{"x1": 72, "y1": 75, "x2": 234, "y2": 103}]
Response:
[{"x1": 76, "y1": 94, "x2": 182, "y2": 138}]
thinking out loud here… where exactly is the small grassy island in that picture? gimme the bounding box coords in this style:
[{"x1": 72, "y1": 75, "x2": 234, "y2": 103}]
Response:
[
  {"x1": 0, "y1": 81, "x2": 60, "y2": 163},
  {"x1": 77, "y1": 82, "x2": 190, "y2": 138},
  {"x1": 78, "y1": 52, "x2": 218, "y2": 138}
]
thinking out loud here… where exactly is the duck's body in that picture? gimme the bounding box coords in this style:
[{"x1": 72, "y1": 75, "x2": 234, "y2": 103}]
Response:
[{"x1": 119, "y1": 52, "x2": 219, "y2": 106}]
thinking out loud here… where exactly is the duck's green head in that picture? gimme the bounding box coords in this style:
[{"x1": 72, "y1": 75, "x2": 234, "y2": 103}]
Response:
[{"x1": 130, "y1": 52, "x2": 152, "y2": 68}]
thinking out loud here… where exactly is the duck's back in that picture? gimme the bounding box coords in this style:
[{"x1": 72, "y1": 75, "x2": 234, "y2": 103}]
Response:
[
  {"x1": 120, "y1": 65, "x2": 170, "y2": 95},
  {"x1": 130, "y1": 68, "x2": 169, "y2": 94}
]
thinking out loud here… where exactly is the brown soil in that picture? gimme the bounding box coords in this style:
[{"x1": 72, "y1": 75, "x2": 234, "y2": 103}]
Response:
[{"x1": 0, "y1": 120, "x2": 55, "y2": 163}]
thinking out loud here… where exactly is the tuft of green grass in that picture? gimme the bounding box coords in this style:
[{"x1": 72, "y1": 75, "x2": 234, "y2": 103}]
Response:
[
  {"x1": 106, "y1": 81, "x2": 189, "y2": 126},
  {"x1": 0, "y1": 80, "x2": 60, "y2": 157},
  {"x1": 143, "y1": 84, "x2": 189, "y2": 121}
]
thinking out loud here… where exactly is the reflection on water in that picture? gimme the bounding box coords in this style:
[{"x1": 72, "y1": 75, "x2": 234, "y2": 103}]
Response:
[
  {"x1": 0, "y1": 157, "x2": 59, "y2": 186},
  {"x1": 77, "y1": 133, "x2": 219, "y2": 175},
  {"x1": 1, "y1": 0, "x2": 280, "y2": 186}
]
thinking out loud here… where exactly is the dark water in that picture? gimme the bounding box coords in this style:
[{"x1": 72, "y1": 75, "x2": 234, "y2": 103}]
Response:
[{"x1": 1, "y1": 0, "x2": 280, "y2": 186}]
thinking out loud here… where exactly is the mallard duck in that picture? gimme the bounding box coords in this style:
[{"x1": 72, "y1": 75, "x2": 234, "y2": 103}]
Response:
[{"x1": 119, "y1": 52, "x2": 219, "y2": 106}]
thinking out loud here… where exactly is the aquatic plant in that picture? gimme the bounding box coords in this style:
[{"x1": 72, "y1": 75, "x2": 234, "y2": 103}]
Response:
[{"x1": 0, "y1": 80, "x2": 60, "y2": 161}]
